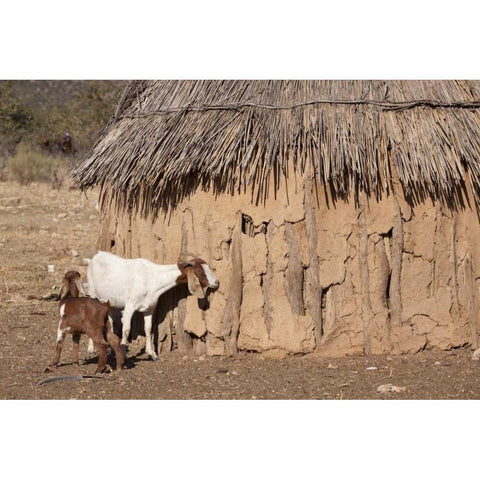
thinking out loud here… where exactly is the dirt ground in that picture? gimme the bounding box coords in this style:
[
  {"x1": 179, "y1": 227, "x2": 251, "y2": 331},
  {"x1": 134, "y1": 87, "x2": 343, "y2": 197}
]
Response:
[{"x1": 1, "y1": 180, "x2": 480, "y2": 400}]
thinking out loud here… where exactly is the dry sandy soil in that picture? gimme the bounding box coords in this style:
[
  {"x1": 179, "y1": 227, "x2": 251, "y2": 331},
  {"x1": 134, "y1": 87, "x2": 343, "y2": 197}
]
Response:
[{"x1": 1, "y1": 180, "x2": 480, "y2": 400}]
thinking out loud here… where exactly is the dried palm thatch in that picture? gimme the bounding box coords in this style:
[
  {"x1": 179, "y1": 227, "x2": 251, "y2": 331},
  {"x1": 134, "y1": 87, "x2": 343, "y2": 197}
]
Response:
[{"x1": 73, "y1": 80, "x2": 480, "y2": 216}]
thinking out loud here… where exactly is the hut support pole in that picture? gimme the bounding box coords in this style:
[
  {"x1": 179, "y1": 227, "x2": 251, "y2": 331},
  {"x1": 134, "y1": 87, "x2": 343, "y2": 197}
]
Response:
[
  {"x1": 176, "y1": 220, "x2": 193, "y2": 352},
  {"x1": 304, "y1": 171, "x2": 322, "y2": 346},
  {"x1": 225, "y1": 212, "x2": 243, "y2": 356},
  {"x1": 465, "y1": 254, "x2": 478, "y2": 350},
  {"x1": 451, "y1": 213, "x2": 460, "y2": 315},
  {"x1": 389, "y1": 197, "x2": 404, "y2": 327},
  {"x1": 285, "y1": 222, "x2": 305, "y2": 315},
  {"x1": 358, "y1": 200, "x2": 372, "y2": 355}
]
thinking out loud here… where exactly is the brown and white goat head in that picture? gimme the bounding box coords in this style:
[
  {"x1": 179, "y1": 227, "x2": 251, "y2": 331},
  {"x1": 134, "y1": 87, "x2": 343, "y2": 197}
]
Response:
[{"x1": 177, "y1": 253, "x2": 219, "y2": 299}]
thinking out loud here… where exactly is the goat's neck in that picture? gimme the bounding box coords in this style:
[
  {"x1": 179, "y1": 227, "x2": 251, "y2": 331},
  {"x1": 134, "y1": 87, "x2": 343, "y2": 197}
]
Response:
[{"x1": 153, "y1": 264, "x2": 184, "y2": 297}]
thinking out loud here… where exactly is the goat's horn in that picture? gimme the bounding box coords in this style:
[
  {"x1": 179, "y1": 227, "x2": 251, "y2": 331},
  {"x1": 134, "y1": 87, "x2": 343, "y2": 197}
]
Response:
[{"x1": 179, "y1": 252, "x2": 200, "y2": 260}]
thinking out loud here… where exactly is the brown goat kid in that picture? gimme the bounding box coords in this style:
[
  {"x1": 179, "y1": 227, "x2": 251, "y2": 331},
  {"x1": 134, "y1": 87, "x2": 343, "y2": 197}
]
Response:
[{"x1": 49, "y1": 271, "x2": 124, "y2": 373}]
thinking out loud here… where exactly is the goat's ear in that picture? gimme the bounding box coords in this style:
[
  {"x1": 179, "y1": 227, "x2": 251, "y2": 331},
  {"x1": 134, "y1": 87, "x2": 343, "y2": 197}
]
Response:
[
  {"x1": 186, "y1": 269, "x2": 205, "y2": 299},
  {"x1": 75, "y1": 279, "x2": 86, "y2": 296}
]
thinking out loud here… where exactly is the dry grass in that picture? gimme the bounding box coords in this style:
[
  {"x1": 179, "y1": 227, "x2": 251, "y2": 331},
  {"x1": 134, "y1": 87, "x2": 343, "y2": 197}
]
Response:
[
  {"x1": 4, "y1": 143, "x2": 69, "y2": 186},
  {"x1": 74, "y1": 80, "x2": 480, "y2": 216}
]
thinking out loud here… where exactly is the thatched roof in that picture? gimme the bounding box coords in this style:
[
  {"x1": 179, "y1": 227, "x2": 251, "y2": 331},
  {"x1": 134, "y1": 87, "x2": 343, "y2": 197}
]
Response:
[{"x1": 74, "y1": 80, "x2": 480, "y2": 215}]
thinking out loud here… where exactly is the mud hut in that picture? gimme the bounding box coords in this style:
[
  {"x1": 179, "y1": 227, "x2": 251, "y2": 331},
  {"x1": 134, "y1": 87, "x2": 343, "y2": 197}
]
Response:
[{"x1": 74, "y1": 80, "x2": 480, "y2": 357}]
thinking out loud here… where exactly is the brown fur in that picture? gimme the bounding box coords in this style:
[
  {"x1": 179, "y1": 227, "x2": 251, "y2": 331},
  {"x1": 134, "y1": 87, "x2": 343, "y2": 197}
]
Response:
[
  {"x1": 50, "y1": 272, "x2": 124, "y2": 373},
  {"x1": 60, "y1": 270, "x2": 82, "y2": 299}
]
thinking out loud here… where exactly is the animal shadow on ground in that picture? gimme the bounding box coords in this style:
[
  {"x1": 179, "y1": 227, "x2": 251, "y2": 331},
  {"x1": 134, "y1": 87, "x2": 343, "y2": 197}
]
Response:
[
  {"x1": 152, "y1": 285, "x2": 212, "y2": 355},
  {"x1": 83, "y1": 285, "x2": 214, "y2": 370}
]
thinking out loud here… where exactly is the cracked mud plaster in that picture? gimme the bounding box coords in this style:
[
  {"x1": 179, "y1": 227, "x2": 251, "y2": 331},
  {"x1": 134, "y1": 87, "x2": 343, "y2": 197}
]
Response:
[{"x1": 100, "y1": 169, "x2": 480, "y2": 357}]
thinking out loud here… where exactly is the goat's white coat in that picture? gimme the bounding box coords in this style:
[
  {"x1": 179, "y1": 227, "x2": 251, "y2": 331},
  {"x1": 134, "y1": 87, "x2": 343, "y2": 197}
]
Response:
[{"x1": 86, "y1": 251, "x2": 219, "y2": 360}]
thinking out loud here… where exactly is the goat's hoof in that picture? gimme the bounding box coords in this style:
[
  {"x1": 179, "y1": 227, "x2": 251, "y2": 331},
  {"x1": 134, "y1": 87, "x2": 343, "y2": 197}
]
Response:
[
  {"x1": 43, "y1": 365, "x2": 55, "y2": 373},
  {"x1": 149, "y1": 355, "x2": 158, "y2": 361},
  {"x1": 95, "y1": 366, "x2": 111, "y2": 374}
]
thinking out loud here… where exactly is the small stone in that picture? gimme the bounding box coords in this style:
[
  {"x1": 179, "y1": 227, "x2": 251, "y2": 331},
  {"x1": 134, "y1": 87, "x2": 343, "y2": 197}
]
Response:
[
  {"x1": 366, "y1": 366, "x2": 377, "y2": 371},
  {"x1": 435, "y1": 361, "x2": 441, "y2": 366},
  {"x1": 327, "y1": 363, "x2": 337, "y2": 369},
  {"x1": 69, "y1": 249, "x2": 79, "y2": 257},
  {"x1": 262, "y1": 349, "x2": 288, "y2": 360},
  {"x1": 58, "y1": 213, "x2": 68, "y2": 218},
  {"x1": 377, "y1": 384, "x2": 407, "y2": 394},
  {"x1": 472, "y1": 348, "x2": 480, "y2": 361}
]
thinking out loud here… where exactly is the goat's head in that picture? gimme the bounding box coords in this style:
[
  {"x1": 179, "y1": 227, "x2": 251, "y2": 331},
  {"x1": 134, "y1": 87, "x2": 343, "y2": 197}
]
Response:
[
  {"x1": 60, "y1": 270, "x2": 82, "y2": 299},
  {"x1": 177, "y1": 253, "x2": 219, "y2": 299}
]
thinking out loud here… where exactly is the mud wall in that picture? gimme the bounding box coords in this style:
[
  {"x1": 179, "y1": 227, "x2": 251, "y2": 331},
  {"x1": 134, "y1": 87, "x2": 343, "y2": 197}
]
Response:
[{"x1": 98, "y1": 171, "x2": 480, "y2": 357}]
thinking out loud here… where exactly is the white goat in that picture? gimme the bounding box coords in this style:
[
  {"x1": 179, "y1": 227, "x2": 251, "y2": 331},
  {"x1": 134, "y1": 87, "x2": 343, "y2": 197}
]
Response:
[{"x1": 86, "y1": 251, "x2": 219, "y2": 361}]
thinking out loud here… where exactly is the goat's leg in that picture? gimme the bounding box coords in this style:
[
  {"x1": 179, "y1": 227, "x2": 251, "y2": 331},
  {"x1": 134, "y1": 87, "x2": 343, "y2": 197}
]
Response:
[
  {"x1": 93, "y1": 338, "x2": 109, "y2": 374},
  {"x1": 87, "y1": 337, "x2": 96, "y2": 355},
  {"x1": 120, "y1": 304, "x2": 135, "y2": 359},
  {"x1": 50, "y1": 321, "x2": 67, "y2": 368},
  {"x1": 143, "y1": 312, "x2": 158, "y2": 361},
  {"x1": 87, "y1": 311, "x2": 112, "y2": 355},
  {"x1": 71, "y1": 333, "x2": 81, "y2": 366},
  {"x1": 106, "y1": 327, "x2": 124, "y2": 370}
]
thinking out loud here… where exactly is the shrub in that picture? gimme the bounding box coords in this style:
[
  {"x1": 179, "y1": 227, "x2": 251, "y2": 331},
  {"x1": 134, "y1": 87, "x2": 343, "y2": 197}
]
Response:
[
  {"x1": 0, "y1": 81, "x2": 33, "y2": 144},
  {"x1": 4, "y1": 143, "x2": 68, "y2": 186}
]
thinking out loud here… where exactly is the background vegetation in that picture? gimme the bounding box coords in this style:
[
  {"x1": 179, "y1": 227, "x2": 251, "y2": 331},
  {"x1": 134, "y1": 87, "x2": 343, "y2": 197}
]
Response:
[{"x1": 0, "y1": 80, "x2": 126, "y2": 186}]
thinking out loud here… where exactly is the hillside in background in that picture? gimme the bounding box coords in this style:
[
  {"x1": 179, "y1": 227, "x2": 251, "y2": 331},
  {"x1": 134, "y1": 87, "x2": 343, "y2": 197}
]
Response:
[
  {"x1": 12, "y1": 80, "x2": 92, "y2": 110},
  {"x1": 0, "y1": 80, "x2": 126, "y2": 183}
]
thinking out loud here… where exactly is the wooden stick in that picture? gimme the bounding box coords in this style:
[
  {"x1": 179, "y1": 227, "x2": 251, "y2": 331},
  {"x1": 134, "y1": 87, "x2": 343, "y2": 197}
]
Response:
[
  {"x1": 225, "y1": 212, "x2": 243, "y2": 355},
  {"x1": 176, "y1": 220, "x2": 192, "y2": 352},
  {"x1": 358, "y1": 196, "x2": 372, "y2": 355},
  {"x1": 304, "y1": 168, "x2": 322, "y2": 345},
  {"x1": 465, "y1": 254, "x2": 478, "y2": 350},
  {"x1": 390, "y1": 197, "x2": 404, "y2": 327},
  {"x1": 285, "y1": 222, "x2": 305, "y2": 316},
  {"x1": 116, "y1": 99, "x2": 480, "y2": 119}
]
